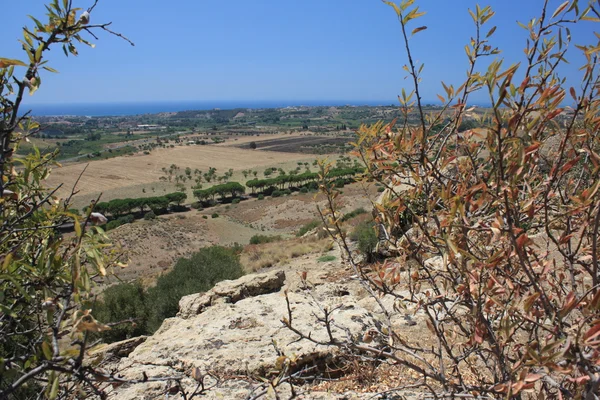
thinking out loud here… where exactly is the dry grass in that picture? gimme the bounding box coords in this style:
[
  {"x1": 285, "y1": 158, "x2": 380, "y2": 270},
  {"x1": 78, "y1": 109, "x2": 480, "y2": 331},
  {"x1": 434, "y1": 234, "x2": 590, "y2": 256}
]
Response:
[
  {"x1": 241, "y1": 237, "x2": 333, "y2": 272},
  {"x1": 44, "y1": 142, "x2": 319, "y2": 208}
]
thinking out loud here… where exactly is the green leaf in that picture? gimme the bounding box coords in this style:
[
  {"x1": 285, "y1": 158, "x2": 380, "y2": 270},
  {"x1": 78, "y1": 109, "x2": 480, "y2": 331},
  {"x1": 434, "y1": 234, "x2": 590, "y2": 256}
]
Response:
[
  {"x1": 49, "y1": 373, "x2": 60, "y2": 400},
  {"x1": 42, "y1": 66, "x2": 59, "y2": 73},
  {"x1": 0, "y1": 58, "x2": 27, "y2": 68},
  {"x1": 41, "y1": 341, "x2": 53, "y2": 360}
]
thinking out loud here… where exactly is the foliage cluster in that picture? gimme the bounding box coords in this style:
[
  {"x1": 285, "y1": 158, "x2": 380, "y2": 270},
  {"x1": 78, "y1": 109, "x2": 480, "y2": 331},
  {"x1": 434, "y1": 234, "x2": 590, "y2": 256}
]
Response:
[
  {"x1": 245, "y1": 167, "x2": 363, "y2": 194},
  {"x1": 94, "y1": 245, "x2": 244, "y2": 340},
  {"x1": 192, "y1": 181, "x2": 245, "y2": 202}
]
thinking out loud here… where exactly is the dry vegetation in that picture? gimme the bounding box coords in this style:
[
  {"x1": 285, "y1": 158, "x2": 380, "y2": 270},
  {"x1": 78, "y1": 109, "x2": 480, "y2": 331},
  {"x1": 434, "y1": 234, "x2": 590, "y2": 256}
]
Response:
[{"x1": 241, "y1": 237, "x2": 333, "y2": 272}]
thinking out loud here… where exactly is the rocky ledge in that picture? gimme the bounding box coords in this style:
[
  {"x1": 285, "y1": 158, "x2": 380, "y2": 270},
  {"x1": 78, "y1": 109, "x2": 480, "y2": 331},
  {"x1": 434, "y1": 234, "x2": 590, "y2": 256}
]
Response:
[{"x1": 92, "y1": 268, "x2": 421, "y2": 399}]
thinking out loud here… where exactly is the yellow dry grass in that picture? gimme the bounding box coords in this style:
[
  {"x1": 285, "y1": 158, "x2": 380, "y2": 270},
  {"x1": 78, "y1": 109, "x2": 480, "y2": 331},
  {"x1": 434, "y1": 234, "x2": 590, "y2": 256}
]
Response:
[
  {"x1": 241, "y1": 237, "x2": 333, "y2": 272},
  {"x1": 43, "y1": 145, "x2": 320, "y2": 208}
]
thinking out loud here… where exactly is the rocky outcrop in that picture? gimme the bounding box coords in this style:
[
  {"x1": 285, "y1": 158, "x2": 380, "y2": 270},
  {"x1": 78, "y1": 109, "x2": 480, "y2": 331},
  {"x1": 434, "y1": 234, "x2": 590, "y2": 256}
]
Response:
[
  {"x1": 107, "y1": 270, "x2": 388, "y2": 399},
  {"x1": 177, "y1": 270, "x2": 286, "y2": 318},
  {"x1": 87, "y1": 336, "x2": 148, "y2": 366}
]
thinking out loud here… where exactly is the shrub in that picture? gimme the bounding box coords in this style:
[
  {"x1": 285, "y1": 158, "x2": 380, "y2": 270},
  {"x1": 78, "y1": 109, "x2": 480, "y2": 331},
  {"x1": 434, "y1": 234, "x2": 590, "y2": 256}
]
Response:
[
  {"x1": 211, "y1": 213, "x2": 219, "y2": 218},
  {"x1": 146, "y1": 246, "x2": 244, "y2": 331},
  {"x1": 334, "y1": 178, "x2": 345, "y2": 188},
  {"x1": 349, "y1": 221, "x2": 378, "y2": 262},
  {"x1": 299, "y1": 187, "x2": 309, "y2": 194},
  {"x1": 271, "y1": 190, "x2": 282, "y2": 198},
  {"x1": 283, "y1": 189, "x2": 292, "y2": 196},
  {"x1": 92, "y1": 281, "x2": 149, "y2": 343},
  {"x1": 297, "y1": 3, "x2": 600, "y2": 398},
  {"x1": 257, "y1": 194, "x2": 265, "y2": 200},
  {"x1": 296, "y1": 220, "x2": 321, "y2": 237},
  {"x1": 232, "y1": 198, "x2": 240, "y2": 204},
  {"x1": 317, "y1": 255, "x2": 336, "y2": 263},
  {"x1": 341, "y1": 207, "x2": 367, "y2": 222},
  {"x1": 191, "y1": 202, "x2": 203, "y2": 209},
  {"x1": 377, "y1": 186, "x2": 385, "y2": 193},
  {"x1": 249, "y1": 234, "x2": 282, "y2": 245},
  {"x1": 202, "y1": 215, "x2": 208, "y2": 219},
  {"x1": 144, "y1": 210, "x2": 156, "y2": 220}
]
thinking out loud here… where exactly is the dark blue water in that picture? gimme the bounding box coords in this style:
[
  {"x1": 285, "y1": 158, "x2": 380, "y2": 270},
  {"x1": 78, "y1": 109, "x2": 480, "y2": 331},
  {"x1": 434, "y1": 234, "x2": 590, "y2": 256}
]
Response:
[{"x1": 21, "y1": 100, "x2": 403, "y2": 117}]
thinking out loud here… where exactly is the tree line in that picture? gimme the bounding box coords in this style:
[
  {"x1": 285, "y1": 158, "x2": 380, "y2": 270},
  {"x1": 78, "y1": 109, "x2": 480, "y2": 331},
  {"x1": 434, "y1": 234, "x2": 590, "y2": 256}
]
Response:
[
  {"x1": 89, "y1": 192, "x2": 187, "y2": 216},
  {"x1": 245, "y1": 166, "x2": 364, "y2": 194},
  {"x1": 192, "y1": 181, "x2": 245, "y2": 202}
]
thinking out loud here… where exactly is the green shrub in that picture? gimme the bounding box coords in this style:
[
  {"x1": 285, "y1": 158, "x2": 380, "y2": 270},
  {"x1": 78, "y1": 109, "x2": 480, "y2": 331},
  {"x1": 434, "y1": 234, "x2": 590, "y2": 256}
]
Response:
[
  {"x1": 299, "y1": 187, "x2": 309, "y2": 194},
  {"x1": 105, "y1": 220, "x2": 121, "y2": 231},
  {"x1": 350, "y1": 221, "x2": 378, "y2": 262},
  {"x1": 317, "y1": 255, "x2": 336, "y2": 263},
  {"x1": 249, "y1": 234, "x2": 282, "y2": 245},
  {"x1": 232, "y1": 198, "x2": 241, "y2": 204},
  {"x1": 92, "y1": 281, "x2": 149, "y2": 343},
  {"x1": 146, "y1": 246, "x2": 244, "y2": 331},
  {"x1": 144, "y1": 211, "x2": 156, "y2": 220},
  {"x1": 377, "y1": 186, "x2": 385, "y2": 193},
  {"x1": 272, "y1": 190, "x2": 282, "y2": 198},
  {"x1": 341, "y1": 207, "x2": 367, "y2": 222},
  {"x1": 296, "y1": 220, "x2": 321, "y2": 237},
  {"x1": 191, "y1": 202, "x2": 203, "y2": 210},
  {"x1": 202, "y1": 215, "x2": 208, "y2": 219},
  {"x1": 283, "y1": 189, "x2": 292, "y2": 196},
  {"x1": 334, "y1": 178, "x2": 346, "y2": 188},
  {"x1": 211, "y1": 213, "x2": 219, "y2": 218},
  {"x1": 257, "y1": 194, "x2": 265, "y2": 200}
]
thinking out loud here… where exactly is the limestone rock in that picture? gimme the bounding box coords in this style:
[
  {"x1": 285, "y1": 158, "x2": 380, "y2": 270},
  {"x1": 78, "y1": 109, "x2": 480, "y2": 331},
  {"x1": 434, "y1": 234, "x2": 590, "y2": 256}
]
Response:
[
  {"x1": 109, "y1": 279, "x2": 381, "y2": 399},
  {"x1": 86, "y1": 336, "x2": 148, "y2": 365},
  {"x1": 177, "y1": 270, "x2": 286, "y2": 318}
]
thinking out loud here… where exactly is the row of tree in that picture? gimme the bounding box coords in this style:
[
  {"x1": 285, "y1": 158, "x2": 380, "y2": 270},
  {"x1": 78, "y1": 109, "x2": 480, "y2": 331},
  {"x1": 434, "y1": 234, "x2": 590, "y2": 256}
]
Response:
[
  {"x1": 245, "y1": 167, "x2": 364, "y2": 194},
  {"x1": 90, "y1": 192, "x2": 187, "y2": 216},
  {"x1": 193, "y1": 182, "x2": 245, "y2": 201}
]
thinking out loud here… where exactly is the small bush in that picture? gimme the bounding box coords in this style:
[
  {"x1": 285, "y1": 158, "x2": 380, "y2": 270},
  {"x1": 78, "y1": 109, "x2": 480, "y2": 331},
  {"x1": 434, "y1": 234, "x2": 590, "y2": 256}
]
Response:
[
  {"x1": 296, "y1": 220, "x2": 321, "y2": 237},
  {"x1": 146, "y1": 246, "x2": 244, "y2": 331},
  {"x1": 377, "y1": 186, "x2": 385, "y2": 193},
  {"x1": 350, "y1": 221, "x2": 378, "y2": 262},
  {"x1": 144, "y1": 211, "x2": 156, "y2": 220},
  {"x1": 105, "y1": 220, "x2": 121, "y2": 231},
  {"x1": 272, "y1": 190, "x2": 282, "y2": 198},
  {"x1": 191, "y1": 202, "x2": 203, "y2": 210},
  {"x1": 249, "y1": 234, "x2": 282, "y2": 245},
  {"x1": 92, "y1": 281, "x2": 149, "y2": 343},
  {"x1": 318, "y1": 255, "x2": 336, "y2": 263},
  {"x1": 211, "y1": 213, "x2": 219, "y2": 218},
  {"x1": 232, "y1": 198, "x2": 241, "y2": 204},
  {"x1": 283, "y1": 189, "x2": 292, "y2": 196},
  {"x1": 299, "y1": 187, "x2": 309, "y2": 194},
  {"x1": 202, "y1": 215, "x2": 208, "y2": 219},
  {"x1": 334, "y1": 178, "x2": 346, "y2": 188},
  {"x1": 257, "y1": 194, "x2": 265, "y2": 200},
  {"x1": 341, "y1": 207, "x2": 368, "y2": 222}
]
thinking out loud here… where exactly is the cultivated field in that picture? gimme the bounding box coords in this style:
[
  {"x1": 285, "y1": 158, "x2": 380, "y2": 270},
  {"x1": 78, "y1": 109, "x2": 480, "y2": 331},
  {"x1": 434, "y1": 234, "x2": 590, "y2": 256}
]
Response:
[
  {"x1": 44, "y1": 140, "x2": 322, "y2": 208},
  {"x1": 232, "y1": 135, "x2": 352, "y2": 153}
]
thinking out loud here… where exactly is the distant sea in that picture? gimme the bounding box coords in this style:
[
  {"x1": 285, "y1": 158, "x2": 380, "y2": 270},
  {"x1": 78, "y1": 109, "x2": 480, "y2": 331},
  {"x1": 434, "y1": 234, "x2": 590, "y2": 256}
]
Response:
[{"x1": 21, "y1": 100, "x2": 403, "y2": 117}]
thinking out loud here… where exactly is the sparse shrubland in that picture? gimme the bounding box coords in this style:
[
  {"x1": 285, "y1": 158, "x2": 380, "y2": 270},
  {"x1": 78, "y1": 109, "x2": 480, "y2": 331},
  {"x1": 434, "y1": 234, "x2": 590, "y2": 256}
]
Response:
[
  {"x1": 249, "y1": 234, "x2": 283, "y2": 245},
  {"x1": 241, "y1": 237, "x2": 331, "y2": 272}
]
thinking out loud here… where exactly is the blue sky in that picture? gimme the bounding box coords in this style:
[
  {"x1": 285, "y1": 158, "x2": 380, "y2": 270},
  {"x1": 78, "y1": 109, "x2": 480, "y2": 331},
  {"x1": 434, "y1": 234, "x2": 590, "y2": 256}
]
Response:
[{"x1": 0, "y1": 0, "x2": 596, "y2": 106}]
